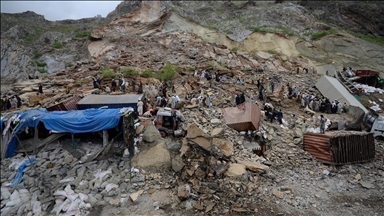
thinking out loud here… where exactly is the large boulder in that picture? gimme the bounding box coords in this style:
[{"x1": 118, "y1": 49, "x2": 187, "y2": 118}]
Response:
[
  {"x1": 131, "y1": 142, "x2": 171, "y2": 170},
  {"x1": 142, "y1": 124, "x2": 161, "y2": 143},
  {"x1": 212, "y1": 138, "x2": 233, "y2": 157}
]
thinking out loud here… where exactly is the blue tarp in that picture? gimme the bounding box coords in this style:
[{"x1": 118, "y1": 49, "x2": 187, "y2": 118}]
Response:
[{"x1": 5, "y1": 108, "x2": 126, "y2": 158}]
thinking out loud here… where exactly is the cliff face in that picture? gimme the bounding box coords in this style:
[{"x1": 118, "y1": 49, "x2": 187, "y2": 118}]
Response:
[{"x1": 1, "y1": 1, "x2": 383, "y2": 82}]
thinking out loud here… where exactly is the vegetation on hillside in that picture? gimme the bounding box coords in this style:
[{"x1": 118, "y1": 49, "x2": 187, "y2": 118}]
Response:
[{"x1": 310, "y1": 30, "x2": 336, "y2": 40}]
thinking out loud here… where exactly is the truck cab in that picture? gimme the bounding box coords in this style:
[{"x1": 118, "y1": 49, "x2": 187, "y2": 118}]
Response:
[
  {"x1": 363, "y1": 109, "x2": 384, "y2": 139},
  {"x1": 153, "y1": 108, "x2": 186, "y2": 137}
]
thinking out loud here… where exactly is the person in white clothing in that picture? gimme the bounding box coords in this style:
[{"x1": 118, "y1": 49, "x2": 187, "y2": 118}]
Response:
[
  {"x1": 171, "y1": 95, "x2": 177, "y2": 108},
  {"x1": 120, "y1": 77, "x2": 126, "y2": 93},
  {"x1": 137, "y1": 99, "x2": 144, "y2": 116},
  {"x1": 197, "y1": 95, "x2": 204, "y2": 108}
]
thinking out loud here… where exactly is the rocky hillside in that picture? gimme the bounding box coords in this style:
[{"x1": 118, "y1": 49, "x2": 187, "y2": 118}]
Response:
[{"x1": 1, "y1": 0, "x2": 383, "y2": 82}]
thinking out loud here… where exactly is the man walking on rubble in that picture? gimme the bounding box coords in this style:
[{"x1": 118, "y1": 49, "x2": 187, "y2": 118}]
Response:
[
  {"x1": 137, "y1": 99, "x2": 144, "y2": 116},
  {"x1": 138, "y1": 81, "x2": 143, "y2": 94},
  {"x1": 131, "y1": 79, "x2": 136, "y2": 93},
  {"x1": 120, "y1": 76, "x2": 126, "y2": 93},
  {"x1": 38, "y1": 83, "x2": 44, "y2": 94},
  {"x1": 206, "y1": 94, "x2": 212, "y2": 108},
  {"x1": 111, "y1": 79, "x2": 117, "y2": 92},
  {"x1": 320, "y1": 115, "x2": 327, "y2": 134}
]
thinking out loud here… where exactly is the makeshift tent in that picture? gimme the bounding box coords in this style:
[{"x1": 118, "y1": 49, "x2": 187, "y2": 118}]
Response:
[
  {"x1": 1, "y1": 108, "x2": 132, "y2": 158},
  {"x1": 315, "y1": 76, "x2": 368, "y2": 117}
]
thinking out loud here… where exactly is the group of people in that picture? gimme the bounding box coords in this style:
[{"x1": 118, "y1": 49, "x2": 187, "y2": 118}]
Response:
[
  {"x1": 298, "y1": 93, "x2": 348, "y2": 114},
  {"x1": 263, "y1": 103, "x2": 284, "y2": 125},
  {"x1": 1, "y1": 95, "x2": 22, "y2": 111}
]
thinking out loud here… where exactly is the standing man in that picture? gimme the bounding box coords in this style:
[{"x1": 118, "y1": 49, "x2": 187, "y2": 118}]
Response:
[
  {"x1": 276, "y1": 109, "x2": 283, "y2": 125},
  {"x1": 131, "y1": 79, "x2": 136, "y2": 93},
  {"x1": 138, "y1": 81, "x2": 143, "y2": 94},
  {"x1": 137, "y1": 99, "x2": 144, "y2": 116},
  {"x1": 270, "y1": 80, "x2": 275, "y2": 93},
  {"x1": 120, "y1": 76, "x2": 126, "y2": 93},
  {"x1": 38, "y1": 83, "x2": 43, "y2": 94},
  {"x1": 320, "y1": 115, "x2": 327, "y2": 134},
  {"x1": 156, "y1": 95, "x2": 162, "y2": 106},
  {"x1": 111, "y1": 79, "x2": 117, "y2": 92},
  {"x1": 206, "y1": 94, "x2": 211, "y2": 108}
]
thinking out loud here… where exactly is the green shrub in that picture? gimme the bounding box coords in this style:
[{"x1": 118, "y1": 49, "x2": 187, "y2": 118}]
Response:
[
  {"x1": 35, "y1": 61, "x2": 47, "y2": 67},
  {"x1": 121, "y1": 67, "x2": 138, "y2": 77},
  {"x1": 356, "y1": 34, "x2": 384, "y2": 46},
  {"x1": 33, "y1": 51, "x2": 42, "y2": 58},
  {"x1": 101, "y1": 67, "x2": 117, "y2": 78},
  {"x1": 310, "y1": 30, "x2": 335, "y2": 40},
  {"x1": 141, "y1": 69, "x2": 154, "y2": 78},
  {"x1": 158, "y1": 63, "x2": 176, "y2": 80},
  {"x1": 267, "y1": 50, "x2": 278, "y2": 55},
  {"x1": 53, "y1": 42, "x2": 63, "y2": 49},
  {"x1": 231, "y1": 47, "x2": 238, "y2": 52},
  {"x1": 38, "y1": 69, "x2": 47, "y2": 73},
  {"x1": 75, "y1": 31, "x2": 90, "y2": 38},
  {"x1": 65, "y1": 63, "x2": 73, "y2": 68}
]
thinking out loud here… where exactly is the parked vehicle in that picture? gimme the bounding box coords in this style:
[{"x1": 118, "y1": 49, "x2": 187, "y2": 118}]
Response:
[
  {"x1": 363, "y1": 109, "x2": 384, "y2": 139},
  {"x1": 153, "y1": 108, "x2": 186, "y2": 137}
]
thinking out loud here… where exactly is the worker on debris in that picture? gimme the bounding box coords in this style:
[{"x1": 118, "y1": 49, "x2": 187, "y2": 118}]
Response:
[
  {"x1": 160, "y1": 97, "x2": 167, "y2": 107},
  {"x1": 311, "y1": 113, "x2": 317, "y2": 127},
  {"x1": 342, "y1": 101, "x2": 348, "y2": 113},
  {"x1": 302, "y1": 119, "x2": 307, "y2": 133},
  {"x1": 156, "y1": 95, "x2": 162, "y2": 106},
  {"x1": 111, "y1": 79, "x2": 117, "y2": 92},
  {"x1": 138, "y1": 81, "x2": 143, "y2": 94},
  {"x1": 38, "y1": 83, "x2": 43, "y2": 94},
  {"x1": 277, "y1": 109, "x2": 283, "y2": 125},
  {"x1": 235, "y1": 94, "x2": 241, "y2": 106},
  {"x1": 197, "y1": 95, "x2": 204, "y2": 108},
  {"x1": 206, "y1": 94, "x2": 211, "y2": 108},
  {"x1": 200, "y1": 70, "x2": 206, "y2": 80},
  {"x1": 1, "y1": 95, "x2": 7, "y2": 111},
  {"x1": 120, "y1": 76, "x2": 126, "y2": 93},
  {"x1": 171, "y1": 95, "x2": 177, "y2": 108},
  {"x1": 270, "y1": 80, "x2": 275, "y2": 93},
  {"x1": 320, "y1": 115, "x2": 327, "y2": 134},
  {"x1": 92, "y1": 77, "x2": 98, "y2": 89},
  {"x1": 131, "y1": 79, "x2": 136, "y2": 92},
  {"x1": 137, "y1": 99, "x2": 144, "y2": 116}
]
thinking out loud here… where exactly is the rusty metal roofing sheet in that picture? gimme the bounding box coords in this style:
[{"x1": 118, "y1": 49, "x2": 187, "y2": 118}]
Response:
[
  {"x1": 303, "y1": 131, "x2": 375, "y2": 165},
  {"x1": 77, "y1": 94, "x2": 144, "y2": 105},
  {"x1": 46, "y1": 96, "x2": 81, "y2": 112},
  {"x1": 223, "y1": 102, "x2": 261, "y2": 132}
]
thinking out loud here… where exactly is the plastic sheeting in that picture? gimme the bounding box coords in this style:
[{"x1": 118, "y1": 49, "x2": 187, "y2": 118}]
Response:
[{"x1": 4, "y1": 108, "x2": 131, "y2": 158}]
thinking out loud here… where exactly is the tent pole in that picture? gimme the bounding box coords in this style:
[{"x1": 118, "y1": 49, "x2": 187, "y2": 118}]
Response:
[
  {"x1": 33, "y1": 127, "x2": 39, "y2": 156},
  {"x1": 71, "y1": 133, "x2": 76, "y2": 149}
]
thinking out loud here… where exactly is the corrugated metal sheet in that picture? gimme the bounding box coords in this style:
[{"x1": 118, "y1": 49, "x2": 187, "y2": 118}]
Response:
[
  {"x1": 303, "y1": 131, "x2": 375, "y2": 165},
  {"x1": 46, "y1": 96, "x2": 81, "y2": 112},
  {"x1": 77, "y1": 94, "x2": 143, "y2": 110},
  {"x1": 223, "y1": 102, "x2": 261, "y2": 132}
]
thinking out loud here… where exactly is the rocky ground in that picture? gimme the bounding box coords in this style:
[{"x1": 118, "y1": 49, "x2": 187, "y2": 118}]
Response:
[
  {"x1": 1, "y1": 2, "x2": 384, "y2": 216},
  {"x1": 1, "y1": 64, "x2": 384, "y2": 216}
]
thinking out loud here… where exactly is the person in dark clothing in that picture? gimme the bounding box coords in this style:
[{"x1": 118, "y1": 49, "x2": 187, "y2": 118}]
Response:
[
  {"x1": 325, "y1": 102, "x2": 332, "y2": 114},
  {"x1": 93, "y1": 77, "x2": 98, "y2": 89},
  {"x1": 240, "y1": 93, "x2": 245, "y2": 104},
  {"x1": 271, "y1": 81, "x2": 275, "y2": 93},
  {"x1": 131, "y1": 79, "x2": 136, "y2": 92},
  {"x1": 235, "y1": 95, "x2": 241, "y2": 105},
  {"x1": 160, "y1": 97, "x2": 167, "y2": 107},
  {"x1": 15, "y1": 95, "x2": 22, "y2": 108},
  {"x1": 257, "y1": 80, "x2": 261, "y2": 89},
  {"x1": 1, "y1": 96, "x2": 7, "y2": 111},
  {"x1": 38, "y1": 84, "x2": 43, "y2": 94},
  {"x1": 96, "y1": 77, "x2": 102, "y2": 86},
  {"x1": 138, "y1": 82, "x2": 143, "y2": 94},
  {"x1": 215, "y1": 73, "x2": 220, "y2": 82},
  {"x1": 277, "y1": 109, "x2": 283, "y2": 124},
  {"x1": 6, "y1": 98, "x2": 11, "y2": 110},
  {"x1": 111, "y1": 79, "x2": 117, "y2": 92}
]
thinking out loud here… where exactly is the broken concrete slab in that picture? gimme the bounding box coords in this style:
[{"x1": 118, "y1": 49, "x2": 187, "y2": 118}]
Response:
[
  {"x1": 212, "y1": 138, "x2": 233, "y2": 157},
  {"x1": 131, "y1": 142, "x2": 171, "y2": 170},
  {"x1": 236, "y1": 159, "x2": 269, "y2": 173},
  {"x1": 225, "y1": 163, "x2": 246, "y2": 177}
]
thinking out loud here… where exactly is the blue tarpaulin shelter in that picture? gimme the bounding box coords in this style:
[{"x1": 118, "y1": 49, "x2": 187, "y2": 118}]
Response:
[{"x1": 3, "y1": 108, "x2": 129, "y2": 158}]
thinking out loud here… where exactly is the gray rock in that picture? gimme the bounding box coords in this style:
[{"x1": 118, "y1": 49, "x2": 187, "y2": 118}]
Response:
[
  {"x1": 142, "y1": 125, "x2": 161, "y2": 143},
  {"x1": 171, "y1": 156, "x2": 185, "y2": 172}
]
